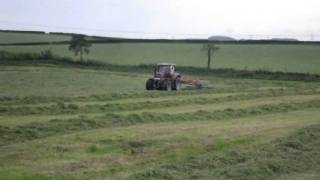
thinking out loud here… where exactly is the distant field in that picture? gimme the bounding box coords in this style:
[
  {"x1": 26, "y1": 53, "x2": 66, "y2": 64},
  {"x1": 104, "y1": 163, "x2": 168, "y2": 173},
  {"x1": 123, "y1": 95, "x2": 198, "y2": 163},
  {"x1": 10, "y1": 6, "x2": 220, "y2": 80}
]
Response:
[
  {"x1": 0, "y1": 31, "x2": 71, "y2": 44},
  {"x1": 1, "y1": 43, "x2": 320, "y2": 74}
]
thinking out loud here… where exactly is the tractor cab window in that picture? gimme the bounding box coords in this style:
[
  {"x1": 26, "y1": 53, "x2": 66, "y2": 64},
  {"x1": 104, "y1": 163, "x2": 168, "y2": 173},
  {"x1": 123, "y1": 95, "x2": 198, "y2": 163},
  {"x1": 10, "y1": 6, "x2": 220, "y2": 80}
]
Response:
[{"x1": 158, "y1": 66, "x2": 170, "y2": 73}]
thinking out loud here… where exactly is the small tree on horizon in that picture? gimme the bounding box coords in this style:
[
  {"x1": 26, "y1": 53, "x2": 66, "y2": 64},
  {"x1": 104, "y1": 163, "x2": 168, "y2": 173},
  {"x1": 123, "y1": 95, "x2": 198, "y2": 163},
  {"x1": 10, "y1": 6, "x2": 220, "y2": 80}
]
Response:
[
  {"x1": 69, "y1": 34, "x2": 91, "y2": 61},
  {"x1": 202, "y1": 43, "x2": 219, "y2": 70}
]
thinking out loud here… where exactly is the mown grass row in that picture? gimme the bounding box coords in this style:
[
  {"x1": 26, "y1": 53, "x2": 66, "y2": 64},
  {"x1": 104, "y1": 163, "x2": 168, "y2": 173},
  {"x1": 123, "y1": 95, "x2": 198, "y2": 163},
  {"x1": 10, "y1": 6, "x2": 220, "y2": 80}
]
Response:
[
  {"x1": 0, "y1": 90, "x2": 222, "y2": 106},
  {"x1": 0, "y1": 82, "x2": 314, "y2": 106},
  {"x1": 132, "y1": 124, "x2": 320, "y2": 180},
  {"x1": 0, "y1": 84, "x2": 290, "y2": 106},
  {"x1": 1, "y1": 89, "x2": 318, "y2": 116},
  {"x1": 0, "y1": 87, "x2": 248, "y2": 106},
  {"x1": 1, "y1": 99, "x2": 320, "y2": 146}
]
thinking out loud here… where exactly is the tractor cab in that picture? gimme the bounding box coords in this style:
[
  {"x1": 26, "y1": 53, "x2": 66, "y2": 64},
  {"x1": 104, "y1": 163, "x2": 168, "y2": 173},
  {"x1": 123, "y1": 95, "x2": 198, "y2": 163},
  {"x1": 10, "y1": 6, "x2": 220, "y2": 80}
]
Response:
[
  {"x1": 146, "y1": 63, "x2": 181, "y2": 91},
  {"x1": 146, "y1": 63, "x2": 202, "y2": 91},
  {"x1": 154, "y1": 63, "x2": 176, "y2": 78}
]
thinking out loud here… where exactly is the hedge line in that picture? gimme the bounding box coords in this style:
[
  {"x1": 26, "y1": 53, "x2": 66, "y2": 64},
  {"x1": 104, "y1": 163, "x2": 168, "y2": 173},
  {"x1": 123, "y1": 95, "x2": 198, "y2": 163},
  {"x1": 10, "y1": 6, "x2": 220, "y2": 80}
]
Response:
[{"x1": 1, "y1": 50, "x2": 320, "y2": 81}]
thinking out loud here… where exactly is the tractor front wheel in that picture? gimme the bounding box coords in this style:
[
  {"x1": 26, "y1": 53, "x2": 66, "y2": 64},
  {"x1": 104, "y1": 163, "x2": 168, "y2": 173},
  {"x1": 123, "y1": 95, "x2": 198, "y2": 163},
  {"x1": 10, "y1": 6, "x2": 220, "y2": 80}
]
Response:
[
  {"x1": 160, "y1": 80, "x2": 172, "y2": 91},
  {"x1": 146, "y1": 79, "x2": 154, "y2": 90},
  {"x1": 165, "y1": 80, "x2": 172, "y2": 91}
]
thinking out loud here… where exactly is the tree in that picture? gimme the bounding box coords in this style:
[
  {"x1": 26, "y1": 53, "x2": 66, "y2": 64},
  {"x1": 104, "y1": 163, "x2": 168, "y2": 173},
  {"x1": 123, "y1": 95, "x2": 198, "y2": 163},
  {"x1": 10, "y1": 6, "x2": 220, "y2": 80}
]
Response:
[
  {"x1": 69, "y1": 34, "x2": 91, "y2": 61},
  {"x1": 202, "y1": 43, "x2": 219, "y2": 70}
]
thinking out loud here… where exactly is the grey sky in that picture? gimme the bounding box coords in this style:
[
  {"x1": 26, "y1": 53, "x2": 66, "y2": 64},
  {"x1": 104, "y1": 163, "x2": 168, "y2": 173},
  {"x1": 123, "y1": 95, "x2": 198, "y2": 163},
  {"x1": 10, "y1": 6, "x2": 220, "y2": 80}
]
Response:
[{"x1": 1, "y1": 0, "x2": 319, "y2": 40}]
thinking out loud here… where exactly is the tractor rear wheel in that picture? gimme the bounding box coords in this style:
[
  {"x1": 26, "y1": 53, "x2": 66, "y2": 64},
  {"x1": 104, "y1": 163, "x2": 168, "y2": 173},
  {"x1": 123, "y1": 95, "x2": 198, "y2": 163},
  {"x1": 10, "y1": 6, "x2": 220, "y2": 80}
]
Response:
[
  {"x1": 173, "y1": 77, "x2": 181, "y2": 91},
  {"x1": 146, "y1": 79, "x2": 154, "y2": 90}
]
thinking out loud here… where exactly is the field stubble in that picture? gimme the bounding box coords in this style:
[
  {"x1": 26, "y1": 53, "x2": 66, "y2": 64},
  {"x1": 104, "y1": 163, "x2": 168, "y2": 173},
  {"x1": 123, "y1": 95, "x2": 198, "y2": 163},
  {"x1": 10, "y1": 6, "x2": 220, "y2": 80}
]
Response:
[{"x1": 0, "y1": 62, "x2": 320, "y2": 179}]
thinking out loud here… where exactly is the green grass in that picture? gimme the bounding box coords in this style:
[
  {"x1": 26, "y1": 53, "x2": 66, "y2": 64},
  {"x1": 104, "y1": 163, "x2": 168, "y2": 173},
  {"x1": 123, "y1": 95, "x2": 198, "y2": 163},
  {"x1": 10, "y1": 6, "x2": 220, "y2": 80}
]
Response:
[
  {"x1": 132, "y1": 124, "x2": 320, "y2": 180},
  {"x1": 0, "y1": 168, "x2": 77, "y2": 180},
  {"x1": 3, "y1": 64, "x2": 313, "y2": 98},
  {"x1": 2, "y1": 98, "x2": 320, "y2": 146},
  {"x1": 1, "y1": 43, "x2": 320, "y2": 73},
  {"x1": 0, "y1": 66, "x2": 146, "y2": 97},
  {"x1": 1, "y1": 108, "x2": 319, "y2": 179},
  {"x1": 0, "y1": 31, "x2": 71, "y2": 44},
  {"x1": 1, "y1": 56, "x2": 320, "y2": 179}
]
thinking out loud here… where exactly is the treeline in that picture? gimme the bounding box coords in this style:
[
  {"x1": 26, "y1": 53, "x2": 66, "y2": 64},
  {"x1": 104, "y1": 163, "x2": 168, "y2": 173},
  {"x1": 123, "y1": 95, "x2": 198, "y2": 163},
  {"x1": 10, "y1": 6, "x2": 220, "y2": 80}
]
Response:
[
  {"x1": 0, "y1": 41, "x2": 71, "y2": 46},
  {"x1": 1, "y1": 30, "x2": 320, "y2": 46},
  {"x1": 78, "y1": 39, "x2": 320, "y2": 45},
  {"x1": 0, "y1": 29, "x2": 77, "y2": 36},
  {"x1": 0, "y1": 50, "x2": 54, "y2": 61},
  {"x1": 1, "y1": 50, "x2": 320, "y2": 82},
  {"x1": 1, "y1": 38, "x2": 320, "y2": 46},
  {"x1": 0, "y1": 30, "x2": 47, "y2": 34}
]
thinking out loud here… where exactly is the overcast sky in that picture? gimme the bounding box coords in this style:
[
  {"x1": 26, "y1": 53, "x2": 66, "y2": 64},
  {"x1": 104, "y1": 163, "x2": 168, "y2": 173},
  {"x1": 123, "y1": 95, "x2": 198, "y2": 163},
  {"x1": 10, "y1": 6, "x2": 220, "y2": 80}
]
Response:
[{"x1": 1, "y1": 0, "x2": 319, "y2": 40}]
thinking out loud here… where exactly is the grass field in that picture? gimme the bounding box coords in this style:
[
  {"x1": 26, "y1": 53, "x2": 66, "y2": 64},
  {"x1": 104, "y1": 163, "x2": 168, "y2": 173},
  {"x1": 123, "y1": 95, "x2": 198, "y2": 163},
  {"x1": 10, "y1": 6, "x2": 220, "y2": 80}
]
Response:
[
  {"x1": 0, "y1": 61, "x2": 320, "y2": 179},
  {"x1": 0, "y1": 66, "x2": 146, "y2": 97},
  {"x1": 0, "y1": 31, "x2": 71, "y2": 44},
  {"x1": 1, "y1": 43, "x2": 320, "y2": 74},
  {"x1": 1, "y1": 31, "x2": 320, "y2": 179}
]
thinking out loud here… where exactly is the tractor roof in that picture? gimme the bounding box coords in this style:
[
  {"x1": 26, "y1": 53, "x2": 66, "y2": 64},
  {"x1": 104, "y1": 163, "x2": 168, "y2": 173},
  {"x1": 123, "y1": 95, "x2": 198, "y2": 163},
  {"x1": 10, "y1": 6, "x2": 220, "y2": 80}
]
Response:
[{"x1": 156, "y1": 63, "x2": 176, "y2": 66}]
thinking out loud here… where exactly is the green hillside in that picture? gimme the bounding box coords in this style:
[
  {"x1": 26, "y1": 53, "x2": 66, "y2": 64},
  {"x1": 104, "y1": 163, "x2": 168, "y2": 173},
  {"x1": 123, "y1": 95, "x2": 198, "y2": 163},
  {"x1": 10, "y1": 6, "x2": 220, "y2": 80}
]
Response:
[
  {"x1": 0, "y1": 31, "x2": 71, "y2": 44},
  {"x1": 1, "y1": 43, "x2": 320, "y2": 74}
]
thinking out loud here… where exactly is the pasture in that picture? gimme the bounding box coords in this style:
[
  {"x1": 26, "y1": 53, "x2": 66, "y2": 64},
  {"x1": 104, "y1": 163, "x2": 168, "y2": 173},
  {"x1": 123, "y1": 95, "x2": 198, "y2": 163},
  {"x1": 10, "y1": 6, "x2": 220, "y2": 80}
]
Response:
[
  {"x1": 1, "y1": 31, "x2": 320, "y2": 74},
  {"x1": 0, "y1": 31, "x2": 70, "y2": 44},
  {"x1": 0, "y1": 31, "x2": 320, "y2": 179},
  {"x1": 2, "y1": 43, "x2": 320, "y2": 74},
  {"x1": 0, "y1": 62, "x2": 320, "y2": 179}
]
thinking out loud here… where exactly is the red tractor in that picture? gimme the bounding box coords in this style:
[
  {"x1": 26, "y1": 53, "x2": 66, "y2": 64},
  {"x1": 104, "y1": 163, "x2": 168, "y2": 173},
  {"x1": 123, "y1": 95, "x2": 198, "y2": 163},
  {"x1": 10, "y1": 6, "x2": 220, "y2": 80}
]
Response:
[{"x1": 146, "y1": 63, "x2": 182, "y2": 91}]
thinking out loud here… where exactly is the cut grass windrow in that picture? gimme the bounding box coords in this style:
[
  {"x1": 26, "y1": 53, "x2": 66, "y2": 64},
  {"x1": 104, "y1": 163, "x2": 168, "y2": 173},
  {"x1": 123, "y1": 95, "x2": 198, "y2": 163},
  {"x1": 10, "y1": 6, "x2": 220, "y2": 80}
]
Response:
[
  {"x1": 1, "y1": 89, "x2": 319, "y2": 116},
  {"x1": 131, "y1": 124, "x2": 320, "y2": 180},
  {"x1": 0, "y1": 87, "x2": 283, "y2": 106},
  {"x1": 0, "y1": 92, "x2": 243, "y2": 109},
  {"x1": 0, "y1": 88, "x2": 236, "y2": 106},
  {"x1": 1, "y1": 93, "x2": 318, "y2": 127},
  {"x1": 1, "y1": 99, "x2": 320, "y2": 146}
]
